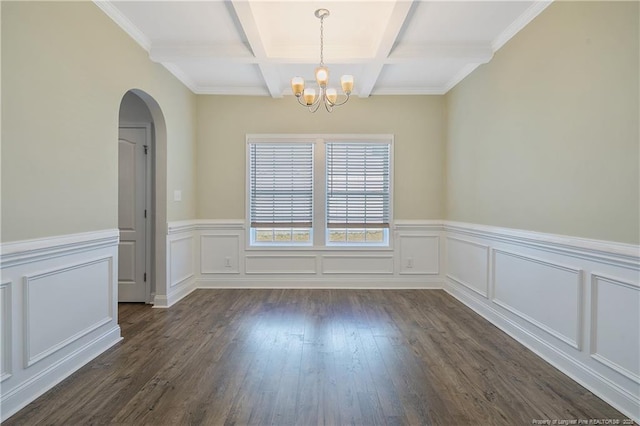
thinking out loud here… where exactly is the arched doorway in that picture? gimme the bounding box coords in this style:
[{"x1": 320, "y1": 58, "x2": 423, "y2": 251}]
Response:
[{"x1": 118, "y1": 89, "x2": 167, "y2": 304}]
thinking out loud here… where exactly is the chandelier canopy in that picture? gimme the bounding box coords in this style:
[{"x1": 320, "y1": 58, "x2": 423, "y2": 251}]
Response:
[{"x1": 290, "y1": 9, "x2": 353, "y2": 113}]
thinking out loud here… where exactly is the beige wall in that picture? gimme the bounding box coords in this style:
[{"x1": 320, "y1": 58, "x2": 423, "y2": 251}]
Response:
[
  {"x1": 445, "y1": 1, "x2": 639, "y2": 244},
  {"x1": 1, "y1": 1, "x2": 197, "y2": 243},
  {"x1": 2, "y1": 1, "x2": 637, "y2": 245},
  {"x1": 196, "y1": 95, "x2": 445, "y2": 221}
]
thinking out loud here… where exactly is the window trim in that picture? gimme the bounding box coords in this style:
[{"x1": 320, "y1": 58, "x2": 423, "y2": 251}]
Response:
[{"x1": 246, "y1": 134, "x2": 394, "y2": 250}]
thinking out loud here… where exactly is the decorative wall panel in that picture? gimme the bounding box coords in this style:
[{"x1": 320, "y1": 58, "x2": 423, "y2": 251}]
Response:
[
  {"x1": 201, "y1": 234, "x2": 240, "y2": 274},
  {"x1": 245, "y1": 255, "x2": 317, "y2": 275},
  {"x1": 492, "y1": 249, "x2": 583, "y2": 349},
  {"x1": 399, "y1": 235, "x2": 439, "y2": 275},
  {"x1": 1, "y1": 281, "x2": 12, "y2": 382},
  {"x1": 321, "y1": 255, "x2": 394, "y2": 274},
  {"x1": 446, "y1": 237, "x2": 489, "y2": 297},
  {"x1": 591, "y1": 274, "x2": 640, "y2": 384},
  {"x1": 169, "y1": 235, "x2": 194, "y2": 287}
]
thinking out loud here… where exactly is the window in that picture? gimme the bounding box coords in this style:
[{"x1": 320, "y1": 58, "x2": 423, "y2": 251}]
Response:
[
  {"x1": 248, "y1": 135, "x2": 392, "y2": 247},
  {"x1": 249, "y1": 143, "x2": 313, "y2": 245},
  {"x1": 326, "y1": 143, "x2": 390, "y2": 245}
]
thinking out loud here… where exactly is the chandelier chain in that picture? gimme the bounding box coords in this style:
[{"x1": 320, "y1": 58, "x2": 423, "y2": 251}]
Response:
[{"x1": 320, "y1": 15, "x2": 324, "y2": 66}]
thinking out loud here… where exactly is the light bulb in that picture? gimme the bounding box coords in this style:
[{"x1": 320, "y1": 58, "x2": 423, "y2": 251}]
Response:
[
  {"x1": 315, "y1": 66, "x2": 329, "y2": 87},
  {"x1": 326, "y1": 88, "x2": 337, "y2": 104},
  {"x1": 303, "y1": 88, "x2": 316, "y2": 105},
  {"x1": 291, "y1": 77, "x2": 305, "y2": 96},
  {"x1": 341, "y1": 75, "x2": 354, "y2": 94}
]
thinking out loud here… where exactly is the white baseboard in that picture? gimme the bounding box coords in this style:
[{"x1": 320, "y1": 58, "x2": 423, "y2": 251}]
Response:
[
  {"x1": 153, "y1": 277, "x2": 442, "y2": 305},
  {"x1": 153, "y1": 277, "x2": 197, "y2": 308},
  {"x1": 197, "y1": 277, "x2": 444, "y2": 289}
]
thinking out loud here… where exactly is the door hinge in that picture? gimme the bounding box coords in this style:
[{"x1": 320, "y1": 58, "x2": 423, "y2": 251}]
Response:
[
  {"x1": 144, "y1": 209, "x2": 147, "y2": 218},
  {"x1": 144, "y1": 273, "x2": 147, "y2": 282},
  {"x1": 144, "y1": 145, "x2": 149, "y2": 155}
]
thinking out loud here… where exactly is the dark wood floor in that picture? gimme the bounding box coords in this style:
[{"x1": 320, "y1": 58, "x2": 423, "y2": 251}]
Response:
[{"x1": 4, "y1": 289, "x2": 630, "y2": 425}]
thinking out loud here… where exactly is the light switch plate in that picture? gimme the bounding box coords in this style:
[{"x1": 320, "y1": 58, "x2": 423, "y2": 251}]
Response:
[{"x1": 174, "y1": 190, "x2": 182, "y2": 201}]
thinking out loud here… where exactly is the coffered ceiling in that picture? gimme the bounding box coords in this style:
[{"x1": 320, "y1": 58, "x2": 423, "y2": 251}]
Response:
[{"x1": 95, "y1": 0, "x2": 552, "y2": 97}]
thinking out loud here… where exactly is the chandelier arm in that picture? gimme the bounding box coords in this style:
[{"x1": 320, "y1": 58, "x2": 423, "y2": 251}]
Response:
[
  {"x1": 309, "y1": 100, "x2": 322, "y2": 113},
  {"x1": 296, "y1": 95, "x2": 307, "y2": 107},
  {"x1": 324, "y1": 101, "x2": 333, "y2": 113},
  {"x1": 310, "y1": 89, "x2": 323, "y2": 108},
  {"x1": 327, "y1": 92, "x2": 350, "y2": 107}
]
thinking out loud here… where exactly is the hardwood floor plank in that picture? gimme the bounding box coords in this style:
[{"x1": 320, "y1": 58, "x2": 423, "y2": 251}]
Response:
[{"x1": 4, "y1": 289, "x2": 632, "y2": 426}]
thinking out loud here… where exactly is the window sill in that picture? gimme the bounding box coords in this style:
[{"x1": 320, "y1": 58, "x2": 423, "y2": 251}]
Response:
[{"x1": 245, "y1": 245, "x2": 393, "y2": 252}]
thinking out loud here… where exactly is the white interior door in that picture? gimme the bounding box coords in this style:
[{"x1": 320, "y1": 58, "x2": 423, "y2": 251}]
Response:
[{"x1": 118, "y1": 126, "x2": 149, "y2": 302}]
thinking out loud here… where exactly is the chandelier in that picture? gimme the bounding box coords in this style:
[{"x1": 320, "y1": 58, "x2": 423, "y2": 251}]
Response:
[{"x1": 290, "y1": 9, "x2": 354, "y2": 113}]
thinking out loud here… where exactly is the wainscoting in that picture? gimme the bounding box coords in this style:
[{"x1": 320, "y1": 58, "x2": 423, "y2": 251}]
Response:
[
  {"x1": 0, "y1": 230, "x2": 122, "y2": 422},
  {"x1": 158, "y1": 220, "x2": 444, "y2": 308},
  {"x1": 444, "y1": 222, "x2": 640, "y2": 422}
]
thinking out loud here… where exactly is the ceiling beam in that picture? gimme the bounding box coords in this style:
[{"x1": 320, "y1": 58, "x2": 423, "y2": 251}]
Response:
[
  {"x1": 389, "y1": 43, "x2": 494, "y2": 64},
  {"x1": 266, "y1": 44, "x2": 373, "y2": 63},
  {"x1": 230, "y1": 1, "x2": 283, "y2": 98},
  {"x1": 149, "y1": 42, "x2": 494, "y2": 66},
  {"x1": 151, "y1": 44, "x2": 374, "y2": 65},
  {"x1": 357, "y1": 0, "x2": 415, "y2": 98},
  {"x1": 149, "y1": 44, "x2": 256, "y2": 63}
]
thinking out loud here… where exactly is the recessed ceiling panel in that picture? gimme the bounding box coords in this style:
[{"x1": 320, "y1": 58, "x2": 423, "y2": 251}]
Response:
[
  {"x1": 375, "y1": 61, "x2": 478, "y2": 94},
  {"x1": 399, "y1": 1, "x2": 537, "y2": 44},
  {"x1": 111, "y1": 1, "x2": 244, "y2": 44},
  {"x1": 249, "y1": 1, "x2": 396, "y2": 60}
]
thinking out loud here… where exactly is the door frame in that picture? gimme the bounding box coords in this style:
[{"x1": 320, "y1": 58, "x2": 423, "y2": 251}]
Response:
[
  {"x1": 119, "y1": 122, "x2": 153, "y2": 303},
  {"x1": 119, "y1": 88, "x2": 168, "y2": 307}
]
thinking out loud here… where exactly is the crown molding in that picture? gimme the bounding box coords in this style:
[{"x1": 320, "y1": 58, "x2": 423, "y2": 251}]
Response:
[
  {"x1": 93, "y1": 1, "x2": 151, "y2": 52},
  {"x1": 491, "y1": 0, "x2": 554, "y2": 52},
  {"x1": 442, "y1": 63, "x2": 482, "y2": 94},
  {"x1": 161, "y1": 63, "x2": 199, "y2": 93},
  {"x1": 194, "y1": 86, "x2": 271, "y2": 96}
]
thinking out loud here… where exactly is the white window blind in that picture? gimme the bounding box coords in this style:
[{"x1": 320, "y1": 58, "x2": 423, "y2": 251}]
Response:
[
  {"x1": 326, "y1": 143, "x2": 390, "y2": 229},
  {"x1": 249, "y1": 143, "x2": 313, "y2": 228}
]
